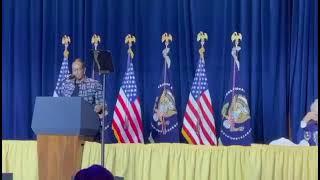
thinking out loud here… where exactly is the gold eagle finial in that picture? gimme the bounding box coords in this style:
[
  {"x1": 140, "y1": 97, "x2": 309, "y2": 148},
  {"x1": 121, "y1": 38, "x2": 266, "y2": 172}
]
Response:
[
  {"x1": 91, "y1": 34, "x2": 101, "y2": 50},
  {"x1": 231, "y1": 32, "x2": 242, "y2": 47},
  {"x1": 197, "y1": 31, "x2": 208, "y2": 61},
  {"x1": 162, "y1": 33, "x2": 173, "y2": 48},
  {"x1": 61, "y1": 35, "x2": 71, "y2": 58},
  {"x1": 125, "y1": 34, "x2": 136, "y2": 59}
]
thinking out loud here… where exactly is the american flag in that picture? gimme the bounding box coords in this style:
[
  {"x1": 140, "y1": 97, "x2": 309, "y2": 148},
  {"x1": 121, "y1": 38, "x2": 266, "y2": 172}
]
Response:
[
  {"x1": 181, "y1": 59, "x2": 217, "y2": 145},
  {"x1": 112, "y1": 56, "x2": 144, "y2": 143},
  {"x1": 53, "y1": 56, "x2": 70, "y2": 97}
]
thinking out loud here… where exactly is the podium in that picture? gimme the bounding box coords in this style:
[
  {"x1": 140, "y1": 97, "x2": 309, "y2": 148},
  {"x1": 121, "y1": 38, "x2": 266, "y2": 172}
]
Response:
[{"x1": 32, "y1": 97, "x2": 100, "y2": 180}]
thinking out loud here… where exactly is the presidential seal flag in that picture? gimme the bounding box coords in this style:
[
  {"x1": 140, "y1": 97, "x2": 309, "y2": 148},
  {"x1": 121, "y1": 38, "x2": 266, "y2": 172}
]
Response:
[
  {"x1": 53, "y1": 35, "x2": 71, "y2": 97},
  {"x1": 112, "y1": 34, "x2": 144, "y2": 143},
  {"x1": 219, "y1": 32, "x2": 253, "y2": 146},
  {"x1": 150, "y1": 33, "x2": 179, "y2": 143},
  {"x1": 181, "y1": 32, "x2": 217, "y2": 145}
]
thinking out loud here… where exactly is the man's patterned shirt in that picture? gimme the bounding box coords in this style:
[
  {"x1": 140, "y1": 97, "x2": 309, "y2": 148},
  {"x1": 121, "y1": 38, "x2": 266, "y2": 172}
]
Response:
[{"x1": 56, "y1": 77, "x2": 104, "y2": 106}]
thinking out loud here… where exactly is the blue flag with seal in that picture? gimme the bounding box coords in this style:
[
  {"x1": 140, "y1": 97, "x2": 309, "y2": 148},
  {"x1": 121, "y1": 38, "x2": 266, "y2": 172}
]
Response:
[
  {"x1": 219, "y1": 32, "x2": 253, "y2": 146},
  {"x1": 149, "y1": 33, "x2": 179, "y2": 143}
]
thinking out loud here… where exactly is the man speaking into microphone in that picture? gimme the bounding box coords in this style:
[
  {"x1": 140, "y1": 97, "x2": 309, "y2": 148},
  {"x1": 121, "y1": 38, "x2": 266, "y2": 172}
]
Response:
[{"x1": 56, "y1": 58, "x2": 106, "y2": 118}]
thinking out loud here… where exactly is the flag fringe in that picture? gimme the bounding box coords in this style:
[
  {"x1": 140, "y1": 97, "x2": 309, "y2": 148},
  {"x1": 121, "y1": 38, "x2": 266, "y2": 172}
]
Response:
[{"x1": 182, "y1": 129, "x2": 194, "y2": 144}]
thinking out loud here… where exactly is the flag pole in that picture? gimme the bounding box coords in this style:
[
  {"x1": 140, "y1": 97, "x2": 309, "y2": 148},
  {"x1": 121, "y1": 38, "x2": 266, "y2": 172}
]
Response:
[
  {"x1": 91, "y1": 34, "x2": 106, "y2": 167},
  {"x1": 160, "y1": 33, "x2": 173, "y2": 134},
  {"x1": 124, "y1": 34, "x2": 136, "y2": 131},
  {"x1": 196, "y1": 31, "x2": 208, "y2": 134},
  {"x1": 231, "y1": 32, "x2": 241, "y2": 100},
  {"x1": 197, "y1": 31, "x2": 207, "y2": 63},
  {"x1": 229, "y1": 32, "x2": 242, "y2": 126},
  {"x1": 161, "y1": 33, "x2": 172, "y2": 89},
  {"x1": 101, "y1": 73, "x2": 106, "y2": 167}
]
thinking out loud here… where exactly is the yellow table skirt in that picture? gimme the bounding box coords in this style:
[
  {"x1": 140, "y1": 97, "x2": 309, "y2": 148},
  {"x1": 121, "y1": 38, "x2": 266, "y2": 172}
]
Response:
[
  {"x1": 2, "y1": 140, "x2": 38, "y2": 180},
  {"x1": 2, "y1": 140, "x2": 318, "y2": 180},
  {"x1": 82, "y1": 142, "x2": 318, "y2": 180}
]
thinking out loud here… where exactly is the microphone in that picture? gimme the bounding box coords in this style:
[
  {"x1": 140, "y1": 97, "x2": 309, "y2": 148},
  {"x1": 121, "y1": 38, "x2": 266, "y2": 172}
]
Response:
[
  {"x1": 68, "y1": 75, "x2": 76, "y2": 86},
  {"x1": 68, "y1": 74, "x2": 75, "y2": 79}
]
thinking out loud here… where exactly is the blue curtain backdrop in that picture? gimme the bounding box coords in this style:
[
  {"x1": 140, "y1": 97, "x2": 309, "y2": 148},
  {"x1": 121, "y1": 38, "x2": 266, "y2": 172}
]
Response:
[{"x1": 2, "y1": 0, "x2": 318, "y2": 143}]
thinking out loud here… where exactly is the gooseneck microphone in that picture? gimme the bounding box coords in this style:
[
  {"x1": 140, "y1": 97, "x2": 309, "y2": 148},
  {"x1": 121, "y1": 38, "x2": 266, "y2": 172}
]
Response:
[{"x1": 68, "y1": 74, "x2": 75, "y2": 79}]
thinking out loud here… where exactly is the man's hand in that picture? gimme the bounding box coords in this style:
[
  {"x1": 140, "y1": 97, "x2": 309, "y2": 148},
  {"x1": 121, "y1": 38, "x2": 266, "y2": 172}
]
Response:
[
  {"x1": 304, "y1": 111, "x2": 318, "y2": 123},
  {"x1": 301, "y1": 111, "x2": 318, "y2": 128}
]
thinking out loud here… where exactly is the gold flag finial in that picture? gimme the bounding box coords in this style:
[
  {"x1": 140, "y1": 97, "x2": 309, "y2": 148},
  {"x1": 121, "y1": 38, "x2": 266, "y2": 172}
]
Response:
[
  {"x1": 62, "y1": 35, "x2": 71, "y2": 58},
  {"x1": 197, "y1": 31, "x2": 208, "y2": 61},
  {"x1": 231, "y1": 32, "x2": 242, "y2": 70},
  {"x1": 161, "y1": 33, "x2": 173, "y2": 69},
  {"x1": 91, "y1": 34, "x2": 101, "y2": 50},
  {"x1": 231, "y1": 32, "x2": 242, "y2": 47},
  {"x1": 125, "y1": 34, "x2": 136, "y2": 59},
  {"x1": 161, "y1": 33, "x2": 173, "y2": 48}
]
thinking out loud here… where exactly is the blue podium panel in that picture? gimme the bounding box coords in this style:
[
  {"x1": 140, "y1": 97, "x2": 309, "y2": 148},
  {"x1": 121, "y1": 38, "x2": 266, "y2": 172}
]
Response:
[
  {"x1": 2, "y1": 173, "x2": 13, "y2": 180},
  {"x1": 32, "y1": 97, "x2": 100, "y2": 136}
]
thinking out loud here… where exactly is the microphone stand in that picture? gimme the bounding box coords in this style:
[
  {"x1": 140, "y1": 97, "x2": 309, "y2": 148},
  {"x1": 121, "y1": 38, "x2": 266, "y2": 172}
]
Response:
[
  {"x1": 92, "y1": 47, "x2": 106, "y2": 167},
  {"x1": 91, "y1": 44, "x2": 113, "y2": 167},
  {"x1": 101, "y1": 73, "x2": 106, "y2": 167}
]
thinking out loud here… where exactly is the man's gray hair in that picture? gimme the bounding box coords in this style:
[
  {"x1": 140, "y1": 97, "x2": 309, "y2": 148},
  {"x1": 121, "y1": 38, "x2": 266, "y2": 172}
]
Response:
[{"x1": 73, "y1": 58, "x2": 86, "y2": 68}]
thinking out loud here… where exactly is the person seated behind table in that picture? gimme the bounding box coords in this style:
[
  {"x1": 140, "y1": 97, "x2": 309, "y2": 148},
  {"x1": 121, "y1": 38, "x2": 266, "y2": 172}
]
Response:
[
  {"x1": 56, "y1": 58, "x2": 107, "y2": 118},
  {"x1": 269, "y1": 99, "x2": 318, "y2": 146},
  {"x1": 297, "y1": 99, "x2": 318, "y2": 146}
]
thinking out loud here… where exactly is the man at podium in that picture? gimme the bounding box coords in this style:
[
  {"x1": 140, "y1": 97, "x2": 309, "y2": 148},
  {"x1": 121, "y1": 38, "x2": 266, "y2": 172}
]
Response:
[{"x1": 56, "y1": 58, "x2": 107, "y2": 118}]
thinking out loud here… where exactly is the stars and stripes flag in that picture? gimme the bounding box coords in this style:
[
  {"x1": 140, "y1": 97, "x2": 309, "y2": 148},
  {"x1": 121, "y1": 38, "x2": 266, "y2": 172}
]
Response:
[
  {"x1": 181, "y1": 59, "x2": 217, "y2": 145},
  {"x1": 53, "y1": 55, "x2": 70, "y2": 97},
  {"x1": 112, "y1": 55, "x2": 144, "y2": 143}
]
